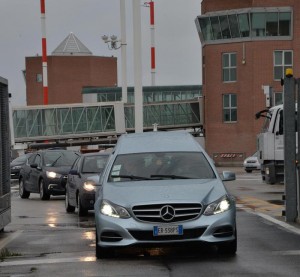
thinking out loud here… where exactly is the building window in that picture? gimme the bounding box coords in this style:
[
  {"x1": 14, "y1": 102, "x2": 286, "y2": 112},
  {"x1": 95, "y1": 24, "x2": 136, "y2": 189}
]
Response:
[
  {"x1": 36, "y1": 74, "x2": 42, "y2": 83},
  {"x1": 195, "y1": 8, "x2": 291, "y2": 44},
  {"x1": 222, "y1": 53, "x2": 236, "y2": 82},
  {"x1": 266, "y1": 12, "x2": 279, "y2": 36},
  {"x1": 274, "y1": 92, "x2": 283, "y2": 105},
  {"x1": 238, "y1": 13, "x2": 250, "y2": 37},
  {"x1": 251, "y1": 13, "x2": 266, "y2": 37},
  {"x1": 274, "y1": 50, "x2": 293, "y2": 80},
  {"x1": 223, "y1": 94, "x2": 237, "y2": 122}
]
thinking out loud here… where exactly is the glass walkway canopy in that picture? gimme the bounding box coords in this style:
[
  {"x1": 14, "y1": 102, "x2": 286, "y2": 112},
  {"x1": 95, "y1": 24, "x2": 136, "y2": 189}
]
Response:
[{"x1": 12, "y1": 85, "x2": 203, "y2": 144}]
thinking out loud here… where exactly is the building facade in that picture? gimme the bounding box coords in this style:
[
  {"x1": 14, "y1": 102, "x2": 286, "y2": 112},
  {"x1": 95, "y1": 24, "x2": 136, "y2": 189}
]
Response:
[
  {"x1": 25, "y1": 33, "x2": 117, "y2": 106},
  {"x1": 195, "y1": 0, "x2": 298, "y2": 165}
]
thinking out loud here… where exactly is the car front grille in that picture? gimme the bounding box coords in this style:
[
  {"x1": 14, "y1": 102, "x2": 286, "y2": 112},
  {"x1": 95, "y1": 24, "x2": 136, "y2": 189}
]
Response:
[
  {"x1": 128, "y1": 227, "x2": 207, "y2": 241},
  {"x1": 132, "y1": 203, "x2": 202, "y2": 223}
]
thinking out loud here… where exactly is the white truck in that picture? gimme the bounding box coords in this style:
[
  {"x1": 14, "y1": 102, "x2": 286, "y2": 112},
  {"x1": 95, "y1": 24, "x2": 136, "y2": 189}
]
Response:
[{"x1": 256, "y1": 104, "x2": 285, "y2": 184}]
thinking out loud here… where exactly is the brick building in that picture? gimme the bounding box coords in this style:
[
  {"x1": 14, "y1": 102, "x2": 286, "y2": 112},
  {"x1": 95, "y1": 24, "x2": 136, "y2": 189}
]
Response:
[
  {"x1": 195, "y1": 0, "x2": 298, "y2": 165},
  {"x1": 25, "y1": 33, "x2": 117, "y2": 105}
]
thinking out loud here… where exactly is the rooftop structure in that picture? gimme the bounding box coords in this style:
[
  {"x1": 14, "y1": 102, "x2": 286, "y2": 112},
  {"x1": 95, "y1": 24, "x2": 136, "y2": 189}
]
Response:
[{"x1": 52, "y1": 32, "x2": 93, "y2": 56}]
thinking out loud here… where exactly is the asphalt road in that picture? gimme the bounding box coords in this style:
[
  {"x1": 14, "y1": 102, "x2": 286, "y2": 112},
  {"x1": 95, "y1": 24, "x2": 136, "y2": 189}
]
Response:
[{"x1": 1, "y1": 169, "x2": 300, "y2": 276}]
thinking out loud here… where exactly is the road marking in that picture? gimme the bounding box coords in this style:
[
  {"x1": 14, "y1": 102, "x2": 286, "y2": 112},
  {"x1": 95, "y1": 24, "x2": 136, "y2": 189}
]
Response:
[
  {"x1": 0, "y1": 230, "x2": 23, "y2": 249},
  {"x1": 238, "y1": 204, "x2": 300, "y2": 236},
  {"x1": 236, "y1": 178, "x2": 262, "y2": 181},
  {"x1": 0, "y1": 255, "x2": 96, "y2": 267},
  {"x1": 275, "y1": 250, "x2": 300, "y2": 256}
]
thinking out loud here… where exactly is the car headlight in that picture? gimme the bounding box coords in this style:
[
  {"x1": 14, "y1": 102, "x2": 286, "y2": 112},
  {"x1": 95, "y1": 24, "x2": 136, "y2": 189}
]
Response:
[
  {"x1": 46, "y1": 171, "x2": 62, "y2": 179},
  {"x1": 100, "y1": 200, "x2": 131, "y2": 219},
  {"x1": 203, "y1": 195, "x2": 233, "y2": 216},
  {"x1": 12, "y1": 165, "x2": 22, "y2": 170},
  {"x1": 83, "y1": 181, "x2": 96, "y2": 191}
]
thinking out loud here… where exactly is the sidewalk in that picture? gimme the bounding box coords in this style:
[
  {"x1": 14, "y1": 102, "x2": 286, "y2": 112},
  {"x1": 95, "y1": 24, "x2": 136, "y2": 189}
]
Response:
[{"x1": 218, "y1": 166, "x2": 300, "y2": 233}]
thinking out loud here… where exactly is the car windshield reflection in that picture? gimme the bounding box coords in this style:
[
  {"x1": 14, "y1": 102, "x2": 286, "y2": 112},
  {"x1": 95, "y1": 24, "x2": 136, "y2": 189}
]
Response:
[{"x1": 108, "y1": 152, "x2": 216, "y2": 182}]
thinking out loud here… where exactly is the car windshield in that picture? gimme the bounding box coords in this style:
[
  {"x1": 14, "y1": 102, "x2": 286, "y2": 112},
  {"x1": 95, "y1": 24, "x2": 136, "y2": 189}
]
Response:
[
  {"x1": 108, "y1": 152, "x2": 216, "y2": 182},
  {"x1": 82, "y1": 155, "x2": 109, "y2": 173},
  {"x1": 44, "y1": 151, "x2": 80, "y2": 167}
]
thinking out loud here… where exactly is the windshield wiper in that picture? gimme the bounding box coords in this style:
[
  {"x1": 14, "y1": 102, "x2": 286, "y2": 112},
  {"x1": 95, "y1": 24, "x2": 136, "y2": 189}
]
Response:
[
  {"x1": 150, "y1": 174, "x2": 191, "y2": 179},
  {"x1": 111, "y1": 174, "x2": 151, "y2": 180},
  {"x1": 50, "y1": 156, "x2": 61, "y2": 166}
]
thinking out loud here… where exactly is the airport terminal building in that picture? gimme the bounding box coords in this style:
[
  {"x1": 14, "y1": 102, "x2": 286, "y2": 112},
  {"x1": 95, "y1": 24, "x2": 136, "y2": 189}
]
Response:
[{"x1": 195, "y1": 0, "x2": 299, "y2": 165}]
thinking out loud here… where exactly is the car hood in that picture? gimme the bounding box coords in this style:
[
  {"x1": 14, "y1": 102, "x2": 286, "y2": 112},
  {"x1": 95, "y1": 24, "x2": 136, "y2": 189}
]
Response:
[
  {"x1": 101, "y1": 179, "x2": 227, "y2": 206},
  {"x1": 85, "y1": 174, "x2": 100, "y2": 183},
  {"x1": 11, "y1": 161, "x2": 24, "y2": 167},
  {"x1": 44, "y1": 166, "x2": 72, "y2": 174}
]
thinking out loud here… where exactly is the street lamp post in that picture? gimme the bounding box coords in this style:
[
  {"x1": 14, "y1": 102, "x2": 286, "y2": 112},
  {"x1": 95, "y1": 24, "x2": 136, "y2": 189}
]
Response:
[{"x1": 101, "y1": 1, "x2": 127, "y2": 103}]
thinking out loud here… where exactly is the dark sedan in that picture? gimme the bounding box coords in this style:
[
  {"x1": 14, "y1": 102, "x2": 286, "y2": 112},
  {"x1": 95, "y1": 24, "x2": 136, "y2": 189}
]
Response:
[
  {"x1": 65, "y1": 152, "x2": 110, "y2": 216},
  {"x1": 19, "y1": 149, "x2": 80, "y2": 200},
  {"x1": 11, "y1": 153, "x2": 33, "y2": 180}
]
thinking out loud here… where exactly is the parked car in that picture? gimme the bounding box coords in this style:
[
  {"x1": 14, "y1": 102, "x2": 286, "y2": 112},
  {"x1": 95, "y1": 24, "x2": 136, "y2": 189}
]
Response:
[
  {"x1": 94, "y1": 131, "x2": 237, "y2": 259},
  {"x1": 65, "y1": 152, "x2": 110, "y2": 216},
  {"x1": 243, "y1": 151, "x2": 261, "y2": 173},
  {"x1": 19, "y1": 149, "x2": 80, "y2": 200},
  {"x1": 10, "y1": 153, "x2": 33, "y2": 180}
]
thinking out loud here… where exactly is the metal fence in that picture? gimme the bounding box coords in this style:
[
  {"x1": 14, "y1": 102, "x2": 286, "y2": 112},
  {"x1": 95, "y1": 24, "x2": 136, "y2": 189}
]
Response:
[{"x1": 0, "y1": 76, "x2": 11, "y2": 230}]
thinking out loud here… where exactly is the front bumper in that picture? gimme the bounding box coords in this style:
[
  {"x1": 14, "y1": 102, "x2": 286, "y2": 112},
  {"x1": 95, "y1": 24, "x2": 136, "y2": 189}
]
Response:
[
  {"x1": 10, "y1": 169, "x2": 20, "y2": 179},
  {"x1": 95, "y1": 205, "x2": 236, "y2": 248},
  {"x1": 46, "y1": 175, "x2": 68, "y2": 195}
]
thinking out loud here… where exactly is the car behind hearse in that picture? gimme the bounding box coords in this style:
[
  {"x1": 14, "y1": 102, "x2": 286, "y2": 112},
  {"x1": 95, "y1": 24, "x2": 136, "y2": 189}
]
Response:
[
  {"x1": 19, "y1": 149, "x2": 80, "y2": 200},
  {"x1": 94, "y1": 131, "x2": 237, "y2": 259},
  {"x1": 65, "y1": 152, "x2": 110, "y2": 216}
]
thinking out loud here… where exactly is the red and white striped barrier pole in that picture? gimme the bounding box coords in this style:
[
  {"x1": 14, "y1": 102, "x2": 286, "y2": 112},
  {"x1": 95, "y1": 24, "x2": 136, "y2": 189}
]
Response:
[
  {"x1": 149, "y1": 0, "x2": 155, "y2": 86},
  {"x1": 40, "y1": 0, "x2": 48, "y2": 105}
]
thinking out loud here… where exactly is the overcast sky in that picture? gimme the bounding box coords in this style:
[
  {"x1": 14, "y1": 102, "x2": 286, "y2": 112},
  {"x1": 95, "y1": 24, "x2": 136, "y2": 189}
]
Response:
[{"x1": 0, "y1": 0, "x2": 202, "y2": 106}]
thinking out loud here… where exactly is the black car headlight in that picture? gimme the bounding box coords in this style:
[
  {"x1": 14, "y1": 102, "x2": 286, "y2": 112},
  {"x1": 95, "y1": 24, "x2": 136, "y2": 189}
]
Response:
[
  {"x1": 203, "y1": 195, "x2": 233, "y2": 216},
  {"x1": 100, "y1": 200, "x2": 131, "y2": 219},
  {"x1": 46, "y1": 171, "x2": 62, "y2": 179}
]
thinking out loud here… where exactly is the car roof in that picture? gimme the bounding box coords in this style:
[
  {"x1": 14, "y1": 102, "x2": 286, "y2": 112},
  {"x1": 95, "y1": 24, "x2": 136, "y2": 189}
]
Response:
[
  {"x1": 82, "y1": 152, "x2": 110, "y2": 157},
  {"x1": 114, "y1": 131, "x2": 204, "y2": 155},
  {"x1": 37, "y1": 149, "x2": 79, "y2": 153}
]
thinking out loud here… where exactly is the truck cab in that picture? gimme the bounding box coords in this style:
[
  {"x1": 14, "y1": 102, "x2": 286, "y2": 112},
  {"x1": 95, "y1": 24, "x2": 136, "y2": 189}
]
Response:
[{"x1": 257, "y1": 105, "x2": 284, "y2": 184}]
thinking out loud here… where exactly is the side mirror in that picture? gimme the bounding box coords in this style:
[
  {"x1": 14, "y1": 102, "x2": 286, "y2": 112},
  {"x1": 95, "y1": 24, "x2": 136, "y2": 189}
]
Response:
[
  {"x1": 69, "y1": 169, "x2": 79, "y2": 176},
  {"x1": 221, "y1": 171, "x2": 236, "y2": 181},
  {"x1": 30, "y1": 163, "x2": 38, "y2": 169}
]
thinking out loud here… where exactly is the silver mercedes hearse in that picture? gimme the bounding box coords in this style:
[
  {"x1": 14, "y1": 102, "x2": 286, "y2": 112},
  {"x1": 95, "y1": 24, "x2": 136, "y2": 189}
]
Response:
[{"x1": 94, "y1": 131, "x2": 236, "y2": 258}]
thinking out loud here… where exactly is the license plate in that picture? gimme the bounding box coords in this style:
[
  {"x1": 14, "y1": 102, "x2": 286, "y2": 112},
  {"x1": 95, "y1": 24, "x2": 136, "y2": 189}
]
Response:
[{"x1": 153, "y1": 225, "x2": 183, "y2": 236}]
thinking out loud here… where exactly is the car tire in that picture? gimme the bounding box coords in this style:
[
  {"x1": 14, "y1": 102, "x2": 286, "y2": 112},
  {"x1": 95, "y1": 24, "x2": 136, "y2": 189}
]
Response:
[
  {"x1": 40, "y1": 179, "x2": 50, "y2": 200},
  {"x1": 95, "y1": 229, "x2": 115, "y2": 259},
  {"x1": 218, "y1": 228, "x2": 237, "y2": 255},
  {"x1": 19, "y1": 178, "x2": 30, "y2": 199},
  {"x1": 245, "y1": 169, "x2": 252, "y2": 173},
  {"x1": 77, "y1": 194, "x2": 88, "y2": 216},
  {"x1": 65, "y1": 188, "x2": 75, "y2": 213}
]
